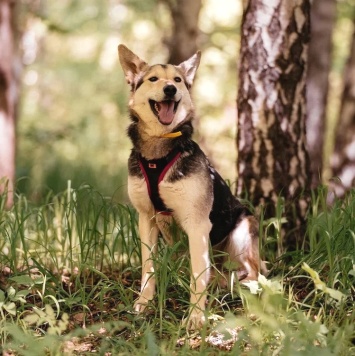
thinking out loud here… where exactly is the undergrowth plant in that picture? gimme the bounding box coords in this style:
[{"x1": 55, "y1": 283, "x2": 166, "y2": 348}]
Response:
[{"x1": 0, "y1": 184, "x2": 354, "y2": 355}]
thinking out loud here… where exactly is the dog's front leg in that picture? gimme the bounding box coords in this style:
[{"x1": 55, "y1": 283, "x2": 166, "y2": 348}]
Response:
[
  {"x1": 185, "y1": 221, "x2": 211, "y2": 330},
  {"x1": 134, "y1": 213, "x2": 159, "y2": 313}
]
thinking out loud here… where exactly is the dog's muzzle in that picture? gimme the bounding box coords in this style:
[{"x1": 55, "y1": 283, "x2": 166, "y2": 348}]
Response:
[{"x1": 149, "y1": 85, "x2": 180, "y2": 125}]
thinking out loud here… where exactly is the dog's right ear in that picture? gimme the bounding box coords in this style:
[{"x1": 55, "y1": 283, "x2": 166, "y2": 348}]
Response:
[
  {"x1": 176, "y1": 51, "x2": 201, "y2": 86},
  {"x1": 118, "y1": 45, "x2": 148, "y2": 85}
]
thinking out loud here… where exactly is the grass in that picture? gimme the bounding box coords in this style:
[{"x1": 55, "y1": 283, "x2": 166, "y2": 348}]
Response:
[{"x1": 0, "y1": 183, "x2": 354, "y2": 355}]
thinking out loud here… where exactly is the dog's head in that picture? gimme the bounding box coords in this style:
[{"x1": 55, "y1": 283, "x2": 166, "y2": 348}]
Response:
[{"x1": 118, "y1": 44, "x2": 201, "y2": 136}]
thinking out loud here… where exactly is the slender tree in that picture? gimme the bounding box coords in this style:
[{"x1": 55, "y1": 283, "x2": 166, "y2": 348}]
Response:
[
  {"x1": 0, "y1": 0, "x2": 18, "y2": 208},
  {"x1": 236, "y1": 0, "x2": 311, "y2": 246},
  {"x1": 330, "y1": 21, "x2": 355, "y2": 198},
  {"x1": 162, "y1": 0, "x2": 202, "y2": 64},
  {"x1": 306, "y1": 0, "x2": 337, "y2": 187}
]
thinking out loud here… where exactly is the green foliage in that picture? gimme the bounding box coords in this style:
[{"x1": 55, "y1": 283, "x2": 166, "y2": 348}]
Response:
[
  {"x1": 0, "y1": 187, "x2": 354, "y2": 354},
  {"x1": 24, "y1": 304, "x2": 69, "y2": 336},
  {"x1": 0, "y1": 286, "x2": 29, "y2": 318}
]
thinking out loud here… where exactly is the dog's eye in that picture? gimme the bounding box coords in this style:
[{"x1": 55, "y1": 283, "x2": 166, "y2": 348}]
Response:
[
  {"x1": 149, "y1": 76, "x2": 158, "y2": 82},
  {"x1": 174, "y1": 77, "x2": 182, "y2": 83}
]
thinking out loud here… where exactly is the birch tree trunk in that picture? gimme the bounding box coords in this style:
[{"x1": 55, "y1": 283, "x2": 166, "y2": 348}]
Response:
[
  {"x1": 236, "y1": 0, "x2": 311, "y2": 246},
  {"x1": 306, "y1": 0, "x2": 336, "y2": 187},
  {"x1": 330, "y1": 23, "x2": 355, "y2": 198},
  {"x1": 163, "y1": 0, "x2": 202, "y2": 64},
  {"x1": 0, "y1": 0, "x2": 18, "y2": 208}
]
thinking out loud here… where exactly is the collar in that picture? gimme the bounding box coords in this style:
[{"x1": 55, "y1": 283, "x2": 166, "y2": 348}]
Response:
[{"x1": 160, "y1": 131, "x2": 183, "y2": 138}]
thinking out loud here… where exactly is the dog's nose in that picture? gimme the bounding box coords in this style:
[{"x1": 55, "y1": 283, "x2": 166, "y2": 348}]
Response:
[{"x1": 163, "y1": 85, "x2": 177, "y2": 98}]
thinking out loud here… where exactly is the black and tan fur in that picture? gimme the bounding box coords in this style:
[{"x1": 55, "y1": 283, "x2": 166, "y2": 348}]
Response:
[{"x1": 118, "y1": 44, "x2": 261, "y2": 329}]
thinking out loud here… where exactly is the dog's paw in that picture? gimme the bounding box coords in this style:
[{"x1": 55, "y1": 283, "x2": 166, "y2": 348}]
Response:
[
  {"x1": 133, "y1": 297, "x2": 149, "y2": 313},
  {"x1": 183, "y1": 309, "x2": 206, "y2": 330}
]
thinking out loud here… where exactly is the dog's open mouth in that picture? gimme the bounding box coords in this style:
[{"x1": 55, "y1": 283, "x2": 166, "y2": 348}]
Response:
[{"x1": 149, "y1": 100, "x2": 180, "y2": 125}]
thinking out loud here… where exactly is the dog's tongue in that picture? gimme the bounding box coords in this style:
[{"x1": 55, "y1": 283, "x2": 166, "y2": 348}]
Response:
[{"x1": 157, "y1": 101, "x2": 175, "y2": 125}]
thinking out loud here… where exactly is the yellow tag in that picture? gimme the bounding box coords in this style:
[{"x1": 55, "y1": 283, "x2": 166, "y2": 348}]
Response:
[{"x1": 160, "y1": 131, "x2": 183, "y2": 138}]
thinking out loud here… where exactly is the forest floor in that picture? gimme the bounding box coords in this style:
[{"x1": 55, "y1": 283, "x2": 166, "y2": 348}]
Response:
[{"x1": 0, "y1": 186, "x2": 354, "y2": 355}]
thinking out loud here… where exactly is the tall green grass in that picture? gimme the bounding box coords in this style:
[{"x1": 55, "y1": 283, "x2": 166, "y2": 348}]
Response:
[
  {"x1": 1, "y1": 182, "x2": 139, "y2": 273},
  {"x1": 0, "y1": 185, "x2": 354, "y2": 355}
]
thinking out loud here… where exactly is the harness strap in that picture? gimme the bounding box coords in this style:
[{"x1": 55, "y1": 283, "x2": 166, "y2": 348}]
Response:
[{"x1": 139, "y1": 149, "x2": 181, "y2": 215}]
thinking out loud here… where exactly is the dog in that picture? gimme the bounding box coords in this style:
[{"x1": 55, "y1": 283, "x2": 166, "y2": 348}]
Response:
[{"x1": 118, "y1": 44, "x2": 262, "y2": 329}]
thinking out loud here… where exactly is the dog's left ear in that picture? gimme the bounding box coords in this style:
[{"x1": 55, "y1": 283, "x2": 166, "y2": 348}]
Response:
[
  {"x1": 118, "y1": 44, "x2": 149, "y2": 85},
  {"x1": 176, "y1": 51, "x2": 201, "y2": 86}
]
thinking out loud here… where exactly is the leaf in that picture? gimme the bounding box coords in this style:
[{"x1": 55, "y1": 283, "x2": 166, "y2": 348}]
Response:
[
  {"x1": 3, "y1": 302, "x2": 16, "y2": 315},
  {"x1": 242, "y1": 280, "x2": 262, "y2": 294},
  {"x1": 12, "y1": 290, "x2": 30, "y2": 303},
  {"x1": 319, "y1": 324, "x2": 329, "y2": 335},
  {"x1": 7, "y1": 286, "x2": 16, "y2": 299},
  {"x1": 251, "y1": 274, "x2": 283, "y2": 296},
  {"x1": 48, "y1": 312, "x2": 69, "y2": 336},
  {"x1": 33, "y1": 277, "x2": 46, "y2": 285},
  {"x1": 208, "y1": 314, "x2": 224, "y2": 321},
  {"x1": 15, "y1": 289, "x2": 30, "y2": 299},
  {"x1": 32, "y1": 306, "x2": 47, "y2": 318},
  {"x1": 258, "y1": 274, "x2": 269, "y2": 286},
  {"x1": 6, "y1": 288, "x2": 30, "y2": 303},
  {"x1": 10, "y1": 275, "x2": 34, "y2": 286},
  {"x1": 24, "y1": 313, "x2": 40, "y2": 325},
  {"x1": 302, "y1": 262, "x2": 320, "y2": 280},
  {"x1": 24, "y1": 305, "x2": 59, "y2": 328},
  {"x1": 302, "y1": 263, "x2": 326, "y2": 290},
  {"x1": 325, "y1": 288, "x2": 345, "y2": 302},
  {"x1": 45, "y1": 304, "x2": 56, "y2": 321},
  {"x1": 302, "y1": 263, "x2": 345, "y2": 302}
]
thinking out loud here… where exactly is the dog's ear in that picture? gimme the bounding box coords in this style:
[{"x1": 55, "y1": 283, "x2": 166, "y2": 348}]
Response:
[
  {"x1": 118, "y1": 45, "x2": 148, "y2": 85},
  {"x1": 176, "y1": 51, "x2": 201, "y2": 86}
]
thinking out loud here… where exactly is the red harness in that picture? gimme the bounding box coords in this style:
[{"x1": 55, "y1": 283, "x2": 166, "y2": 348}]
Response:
[{"x1": 139, "y1": 149, "x2": 181, "y2": 215}]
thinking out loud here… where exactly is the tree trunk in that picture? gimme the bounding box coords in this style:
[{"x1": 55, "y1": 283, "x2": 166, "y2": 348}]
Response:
[
  {"x1": 330, "y1": 22, "x2": 355, "y2": 198},
  {"x1": 236, "y1": 0, "x2": 311, "y2": 246},
  {"x1": 163, "y1": 0, "x2": 202, "y2": 64},
  {"x1": 306, "y1": 0, "x2": 336, "y2": 187},
  {"x1": 0, "y1": 0, "x2": 18, "y2": 208}
]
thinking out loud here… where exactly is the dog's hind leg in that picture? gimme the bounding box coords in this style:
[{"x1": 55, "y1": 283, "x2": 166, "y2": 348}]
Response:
[
  {"x1": 226, "y1": 216, "x2": 260, "y2": 281},
  {"x1": 134, "y1": 213, "x2": 159, "y2": 312}
]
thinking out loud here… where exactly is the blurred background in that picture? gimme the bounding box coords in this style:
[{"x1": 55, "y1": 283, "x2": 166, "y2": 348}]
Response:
[{"x1": 8, "y1": 0, "x2": 354, "y2": 202}]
